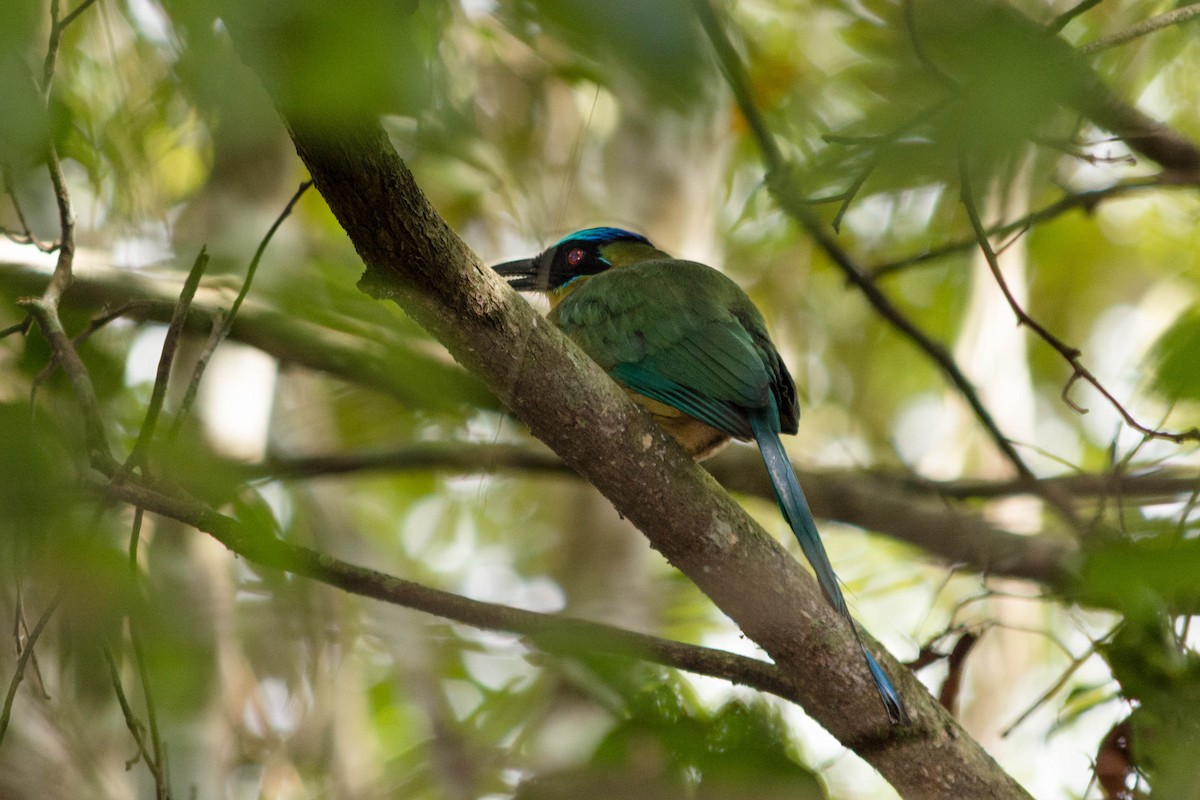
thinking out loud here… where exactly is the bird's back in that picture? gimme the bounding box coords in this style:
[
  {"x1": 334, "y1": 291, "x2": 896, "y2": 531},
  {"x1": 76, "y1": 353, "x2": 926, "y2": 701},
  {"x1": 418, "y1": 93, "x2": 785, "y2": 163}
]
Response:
[{"x1": 549, "y1": 259, "x2": 800, "y2": 449}]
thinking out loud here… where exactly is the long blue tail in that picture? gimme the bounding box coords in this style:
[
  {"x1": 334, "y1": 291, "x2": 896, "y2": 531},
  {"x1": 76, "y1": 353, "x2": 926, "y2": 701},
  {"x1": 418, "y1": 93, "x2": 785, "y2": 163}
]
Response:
[{"x1": 749, "y1": 402, "x2": 907, "y2": 725}]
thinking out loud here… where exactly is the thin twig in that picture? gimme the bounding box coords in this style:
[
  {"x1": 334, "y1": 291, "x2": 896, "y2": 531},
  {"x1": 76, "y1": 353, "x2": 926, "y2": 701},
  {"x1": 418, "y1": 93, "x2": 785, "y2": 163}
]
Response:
[
  {"x1": 25, "y1": 0, "x2": 95, "y2": 409},
  {"x1": 0, "y1": 590, "x2": 64, "y2": 747},
  {"x1": 1032, "y1": 135, "x2": 1136, "y2": 167},
  {"x1": 902, "y1": 0, "x2": 955, "y2": 86},
  {"x1": 165, "y1": 310, "x2": 224, "y2": 441},
  {"x1": 169, "y1": 181, "x2": 311, "y2": 436},
  {"x1": 1080, "y1": 4, "x2": 1200, "y2": 55},
  {"x1": 0, "y1": 317, "x2": 32, "y2": 339},
  {"x1": 870, "y1": 176, "x2": 1184, "y2": 279},
  {"x1": 958, "y1": 153, "x2": 1200, "y2": 445},
  {"x1": 41, "y1": 149, "x2": 75, "y2": 310},
  {"x1": 130, "y1": 628, "x2": 168, "y2": 799},
  {"x1": 107, "y1": 249, "x2": 212, "y2": 799},
  {"x1": 118, "y1": 248, "x2": 210, "y2": 480},
  {"x1": 21, "y1": 299, "x2": 111, "y2": 459},
  {"x1": 1000, "y1": 625, "x2": 1117, "y2": 737},
  {"x1": 246, "y1": 443, "x2": 565, "y2": 481},
  {"x1": 0, "y1": 226, "x2": 57, "y2": 252},
  {"x1": 11, "y1": 593, "x2": 50, "y2": 700},
  {"x1": 230, "y1": 181, "x2": 312, "y2": 323},
  {"x1": 40, "y1": 0, "x2": 63, "y2": 96},
  {"x1": 831, "y1": 160, "x2": 877, "y2": 233},
  {"x1": 102, "y1": 645, "x2": 168, "y2": 792},
  {"x1": 40, "y1": 0, "x2": 100, "y2": 96},
  {"x1": 37, "y1": 0, "x2": 87, "y2": 308},
  {"x1": 1050, "y1": 0, "x2": 1106, "y2": 33},
  {"x1": 2, "y1": 165, "x2": 59, "y2": 253},
  {"x1": 72, "y1": 300, "x2": 169, "y2": 345},
  {"x1": 60, "y1": 0, "x2": 101, "y2": 30}
]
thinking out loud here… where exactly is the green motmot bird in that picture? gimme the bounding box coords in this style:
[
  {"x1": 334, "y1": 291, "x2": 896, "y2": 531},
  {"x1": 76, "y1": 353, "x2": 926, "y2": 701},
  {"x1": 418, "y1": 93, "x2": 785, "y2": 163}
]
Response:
[{"x1": 494, "y1": 227, "x2": 906, "y2": 725}]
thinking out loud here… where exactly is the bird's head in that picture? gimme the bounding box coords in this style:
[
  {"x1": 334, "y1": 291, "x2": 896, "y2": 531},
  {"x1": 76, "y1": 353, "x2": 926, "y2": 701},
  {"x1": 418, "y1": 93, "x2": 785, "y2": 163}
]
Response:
[{"x1": 493, "y1": 227, "x2": 663, "y2": 301}]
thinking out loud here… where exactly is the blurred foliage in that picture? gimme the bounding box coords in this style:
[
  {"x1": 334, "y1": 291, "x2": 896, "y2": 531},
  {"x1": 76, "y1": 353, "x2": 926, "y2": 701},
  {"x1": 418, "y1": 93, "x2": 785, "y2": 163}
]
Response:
[
  {"x1": 517, "y1": 665, "x2": 823, "y2": 799},
  {"x1": 165, "y1": 0, "x2": 444, "y2": 125},
  {"x1": 1101, "y1": 618, "x2": 1200, "y2": 799},
  {"x1": 2, "y1": 0, "x2": 1200, "y2": 799},
  {"x1": 1152, "y1": 308, "x2": 1200, "y2": 402},
  {"x1": 503, "y1": 0, "x2": 713, "y2": 107}
]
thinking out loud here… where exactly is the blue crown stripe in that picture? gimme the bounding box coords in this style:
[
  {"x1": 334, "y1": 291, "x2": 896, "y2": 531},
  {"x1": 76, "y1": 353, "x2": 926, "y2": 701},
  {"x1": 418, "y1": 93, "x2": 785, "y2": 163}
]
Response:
[{"x1": 554, "y1": 227, "x2": 652, "y2": 247}]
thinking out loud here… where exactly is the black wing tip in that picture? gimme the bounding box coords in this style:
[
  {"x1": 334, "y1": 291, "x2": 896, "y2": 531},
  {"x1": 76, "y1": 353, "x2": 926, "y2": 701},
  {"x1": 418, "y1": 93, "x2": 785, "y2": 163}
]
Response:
[
  {"x1": 881, "y1": 689, "x2": 910, "y2": 727},
  {"x1": 863, "y1": 644, "x2": 909, "y2": 726}
]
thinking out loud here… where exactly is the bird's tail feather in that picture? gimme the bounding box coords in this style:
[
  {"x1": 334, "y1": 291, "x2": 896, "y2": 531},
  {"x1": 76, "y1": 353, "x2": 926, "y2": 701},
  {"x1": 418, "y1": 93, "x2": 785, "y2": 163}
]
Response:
[
  {"x1": 749, "y1": 406, "x2": 845, "y2": 616},
  {"x1": 749, "y1": 403, "x2": 907, "y2": 725}
]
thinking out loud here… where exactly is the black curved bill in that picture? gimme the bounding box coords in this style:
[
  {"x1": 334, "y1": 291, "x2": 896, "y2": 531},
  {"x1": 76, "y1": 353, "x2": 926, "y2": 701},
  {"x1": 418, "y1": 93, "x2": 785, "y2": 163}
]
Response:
[{"x1": 492, "y1": 258, "x2": 539, "y2": 290}]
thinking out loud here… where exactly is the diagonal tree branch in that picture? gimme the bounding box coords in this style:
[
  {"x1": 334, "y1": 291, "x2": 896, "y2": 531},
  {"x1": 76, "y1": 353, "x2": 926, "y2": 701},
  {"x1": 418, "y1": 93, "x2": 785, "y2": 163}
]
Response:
[{"x1": 256, "y1": 110, "x2": 1031, "y2": 794}]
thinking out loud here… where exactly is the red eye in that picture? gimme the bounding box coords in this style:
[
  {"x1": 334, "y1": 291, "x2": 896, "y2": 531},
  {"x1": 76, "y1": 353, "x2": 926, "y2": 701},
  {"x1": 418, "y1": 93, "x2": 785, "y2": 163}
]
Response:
[{"x1": 567, "y1": 248, "x2": 585, "y2": 266}]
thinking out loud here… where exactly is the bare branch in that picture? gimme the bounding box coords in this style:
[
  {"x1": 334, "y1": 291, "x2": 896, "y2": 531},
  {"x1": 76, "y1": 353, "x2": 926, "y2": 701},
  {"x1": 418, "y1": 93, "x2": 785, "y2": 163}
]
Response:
[
  {"x1": 86, "y1": 474, "x2": 807, "y2": 706},
  {"x1": 245, "y1": 443, "x2": 1079, "y2": 587},
  {"x1": 41, "y1": 153, "x2": 74, "y2": 309},
  {"x1": 40, "y1": 0, "x2": 100, "y2": 97},
  {"x1": 120, "y1": 249, "x2": 211, "y2": 479},
  {"x1": 253, "y1": 439, "x2": 1200, "y2": 503},
  {"x1": 129, "y1": 630, "x2": 168, "y2": 799},
  {"x1": 0, "y1": 590, "x2": 63, "y2": 747},
  {"x1": 249, "y1": 442, "x2": 564, "y2": 481},
  {"x1": 102, "y1": 645, "x2": 170, "y2": 796},
  {"x1": 169, "y1": 180, "x2": 312, "y2": 436},
  {"x1": 0, "y1": 317, "x2": 31, "y2": 340}
]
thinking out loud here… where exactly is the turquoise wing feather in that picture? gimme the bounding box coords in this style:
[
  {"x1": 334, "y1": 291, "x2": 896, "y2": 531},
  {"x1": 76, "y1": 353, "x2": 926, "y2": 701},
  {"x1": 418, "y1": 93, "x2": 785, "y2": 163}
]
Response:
[{"x1": 552, "y1": 260, "x2": 778, "y2": 439}]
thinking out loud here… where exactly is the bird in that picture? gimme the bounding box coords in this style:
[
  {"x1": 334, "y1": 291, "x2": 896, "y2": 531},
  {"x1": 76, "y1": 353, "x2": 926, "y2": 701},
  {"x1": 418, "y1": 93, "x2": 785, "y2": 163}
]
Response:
[{"x1": 493, "y1": 226, "x2": 906, "y2": 725}]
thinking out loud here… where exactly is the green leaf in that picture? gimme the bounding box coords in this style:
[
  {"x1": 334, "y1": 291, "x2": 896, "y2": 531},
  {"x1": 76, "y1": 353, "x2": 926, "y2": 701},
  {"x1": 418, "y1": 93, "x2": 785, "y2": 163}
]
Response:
[
  {"x1": 166, "y1": 0, "x2": 446, "y2": 124},
  {"x1": 1079, "y1": 532, "x2": 1200, "y2": 615},
  {"x1": 510, "y1": 0, "x2": 711, "y2": 107},
  {"x1": 1152, "y1": 309, "x2": 1200, "y2": 401}
]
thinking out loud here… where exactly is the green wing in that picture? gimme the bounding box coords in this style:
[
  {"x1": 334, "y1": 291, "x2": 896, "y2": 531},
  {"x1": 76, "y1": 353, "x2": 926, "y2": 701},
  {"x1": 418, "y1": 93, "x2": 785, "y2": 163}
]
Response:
[{"x1": 551, "y1": 260, "x2": 796, "y2": 439}]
